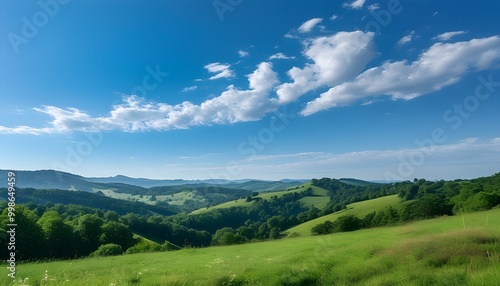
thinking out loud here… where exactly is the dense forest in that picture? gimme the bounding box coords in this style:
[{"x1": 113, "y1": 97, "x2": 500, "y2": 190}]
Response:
[{"x1": 1, "y1": 173, "x2": 499, "y2": 262}]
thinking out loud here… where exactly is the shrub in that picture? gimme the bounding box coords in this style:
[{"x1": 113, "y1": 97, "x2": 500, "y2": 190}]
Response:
[{"x1": 91, "y1": 243, "x2": 122, "y2": 257}]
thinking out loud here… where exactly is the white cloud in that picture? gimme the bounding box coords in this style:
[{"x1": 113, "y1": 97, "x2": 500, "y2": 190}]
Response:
[
  {"x1": 301, "y1": 36, "x2": 500, "y2": 116},
  {"x1": 238, "y1": 50, "x2": 249, "y2": 57},
  {"x1": 177, "y1": 153, "x2": 219, "y2": 160},
  {"x1": 397, "y1": 31, "x2": 415, "y2": 46},
  {"x1": 330, "y1": 14, "x2": 338, "y2": 20},
  {"x1": 269, "y1": 53, "x2": 295, "y2": 60},
  {"x1": 182, "y1": 86, "x2": 198, "y2": 92},
  {"x1": 204, "y1": 62, "x2": 235, "y2": 80},
  {"x1": 367, "y1": 4, "x2": 380, "y2": 11},
  {"x1": 212, "y1": 137, "x2": 500, "y2": 181},
  {"x1": 433, "y1": 31, "x2": 467, "y2": 41},
  {"x1": 343, "y1": 0, "x2": 366, "y2": 9},
  {"x1": 0, "y1": 63, "x2": 279, "y2": 134},
  {"x1": 276, "y1": 31, "x2": 375, "y2": 104},
  {"x1": 298, "y1": 18, "x2": 323, "y2": 33}
]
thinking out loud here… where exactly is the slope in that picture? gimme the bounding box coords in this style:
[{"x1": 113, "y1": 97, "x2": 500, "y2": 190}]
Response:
[
  {"x1": 5, "y1": 208, "x2": 499, "y2": 285},
  {"x1": 284, "y1": 194, "x2": 402, "y2": 236}
]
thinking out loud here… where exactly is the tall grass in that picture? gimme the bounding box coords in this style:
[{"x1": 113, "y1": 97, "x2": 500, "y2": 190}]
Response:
[{"x1": 2, "y1": 208, "x2": 499, "y2": 285}]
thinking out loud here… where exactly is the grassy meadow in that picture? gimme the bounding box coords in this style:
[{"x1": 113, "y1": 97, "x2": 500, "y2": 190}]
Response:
[{"x1": 3, "y1": 208, "x2": 499, "y2": 285}]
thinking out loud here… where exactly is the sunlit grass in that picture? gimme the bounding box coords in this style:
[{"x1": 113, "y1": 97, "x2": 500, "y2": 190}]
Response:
[{"x1": 2, "y1": 208, "x2": 499, "y2": 285}]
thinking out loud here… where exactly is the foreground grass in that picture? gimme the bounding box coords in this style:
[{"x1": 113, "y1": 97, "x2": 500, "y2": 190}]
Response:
[{"x1": 3, "y1": 209, "x2": 500, "y2": 285}]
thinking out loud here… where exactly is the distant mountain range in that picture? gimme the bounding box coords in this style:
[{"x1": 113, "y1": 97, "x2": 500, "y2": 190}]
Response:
[{"x1": 0, "y1": 170, "x2": 309, "y2": 192}]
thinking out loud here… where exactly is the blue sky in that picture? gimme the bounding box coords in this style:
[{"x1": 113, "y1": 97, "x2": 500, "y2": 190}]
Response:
[{"x1": 1, "y1": 0, "x2": 500, "y2": 181}]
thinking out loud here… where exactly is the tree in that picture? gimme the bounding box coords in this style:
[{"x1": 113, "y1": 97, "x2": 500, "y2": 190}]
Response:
[
  {"x1": 100, "y1": 221, "x2": 136, "y2": 251},
  {"x1": 212, "y1": 227, "x2": 245, "y2": 245},
  {"x1": 0, "y1": 206, "x2": 45, "y2": 261},
  {"x1": 269, "y1": 227, "x2": 280, "y2": 239},
  {"x1": 104, "y1": 210, "x2": 120, "y2": 222},
  {"x1": 333, "y1": 215, "x2": 363, "y2": 232},
  {"x1": 76, "y1": 214, "x2": 104, "y2": 255},
  {"x1": 311, "y1": 220, "x2": 335, "y2": 235},
  {"x1": 37, "y1": 210, "x2": 78, "y2": 259}
]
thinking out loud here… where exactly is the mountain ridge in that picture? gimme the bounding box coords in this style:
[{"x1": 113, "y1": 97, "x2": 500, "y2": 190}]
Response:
[{"x1": 0, "y1": 169, "x2": 309, "y2": 191}]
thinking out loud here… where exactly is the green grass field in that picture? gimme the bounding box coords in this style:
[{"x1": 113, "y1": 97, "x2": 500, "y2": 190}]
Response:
[
  {"x1": 4, "y1": 208, "x2": 499, "y2": 285},
  {"x1": 284, "y1": 194, "x2": 402, "y2": 237}
]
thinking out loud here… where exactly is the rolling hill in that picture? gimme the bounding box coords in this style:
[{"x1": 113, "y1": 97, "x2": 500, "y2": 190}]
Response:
[
  {"x1": 0, "y1": 170, "x2": 307, "y2": 212},
  {"x1": 190, "y1": 183, "x2": 330, "y2": 215},
  {"x1": 284, "y1": 194, "x2": 402, "y2": 236},
  {"x1": 1, "y1": 169, "x2": 304, "y2": 194},
  {"x1": 0, "y1": 169, "x2": 101, "y2": 192}
]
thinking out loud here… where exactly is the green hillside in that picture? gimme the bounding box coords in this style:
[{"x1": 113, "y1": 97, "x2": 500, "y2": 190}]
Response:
[
  {"x1": 191, "y1": 183, "x2": 330, "y2": 215},
  {"x1": 284, "y1": 194, "x2": 402, "y2": 236},
  {"x1": 4, "y1": 208, "x2": 499, "y2": 285},
  {"x1": 338, "y1": 178, "x2": 381, "y2": 187}
]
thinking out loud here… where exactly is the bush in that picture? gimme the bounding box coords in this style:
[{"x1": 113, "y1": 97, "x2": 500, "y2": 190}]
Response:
[
  {"x1": 91, "y1": 243, "x2": 122, "y2": 257},
  {"x1": 334, "y1": 215, "x2": 363, "y2": 232},
  {"x1": 125, "y1": 238, "x2": 161, "y2": 254},
  {"x1": 311, "y1": 220, "x2": 335, "y2": 235}
]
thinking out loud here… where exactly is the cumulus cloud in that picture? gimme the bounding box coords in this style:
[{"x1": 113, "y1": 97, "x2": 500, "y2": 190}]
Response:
[
  {"x1": 330, "y1": 14, "x2": 338, "y2": 20},
  {"x1": 238, "y1": 50, "x2": 249, "y2": 57},
  {"x1": 182, "y1": 86, "x2": 198, "y2": 92},
  {"x1": 0, "y1": 63, "x2": 279, "y2": 134},
  {"x1": 433, "y1": 31, "x2": 467, "y2": 41},
  {"x1": 343, "y1": 0, "x2": 366, "y2": 9},
  {"x1": 204, "y1": 62, "x2": 235, "y2": 80},
  {"x1": 276, "y1": 31, "x2": 375, "y2": 104},
  {"x1": 367, "y1": 4, "x2": 380, "y2": 11},
  {"x1": 269, "y1": 53, "x2": 295, "y2": 60},
  {"x1": 301, "y1": 36, "x2": 500, "y2": 116},
  {"x1": 397, "y1": 31, "x2": 415, "y2": 46},
  {"x1": 298, "y1": 18, "x2": 323, "y2": 33}
]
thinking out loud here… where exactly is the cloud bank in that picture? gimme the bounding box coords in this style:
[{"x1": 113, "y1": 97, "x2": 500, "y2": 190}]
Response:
[{"x1": 2, "y1": 25, "x2": 500, "y2": 135}]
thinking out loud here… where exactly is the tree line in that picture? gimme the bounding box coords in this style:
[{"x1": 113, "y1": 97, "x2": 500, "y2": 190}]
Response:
[{"x1": 311, "y1": 173, "x2": 500, "y2": 235}]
